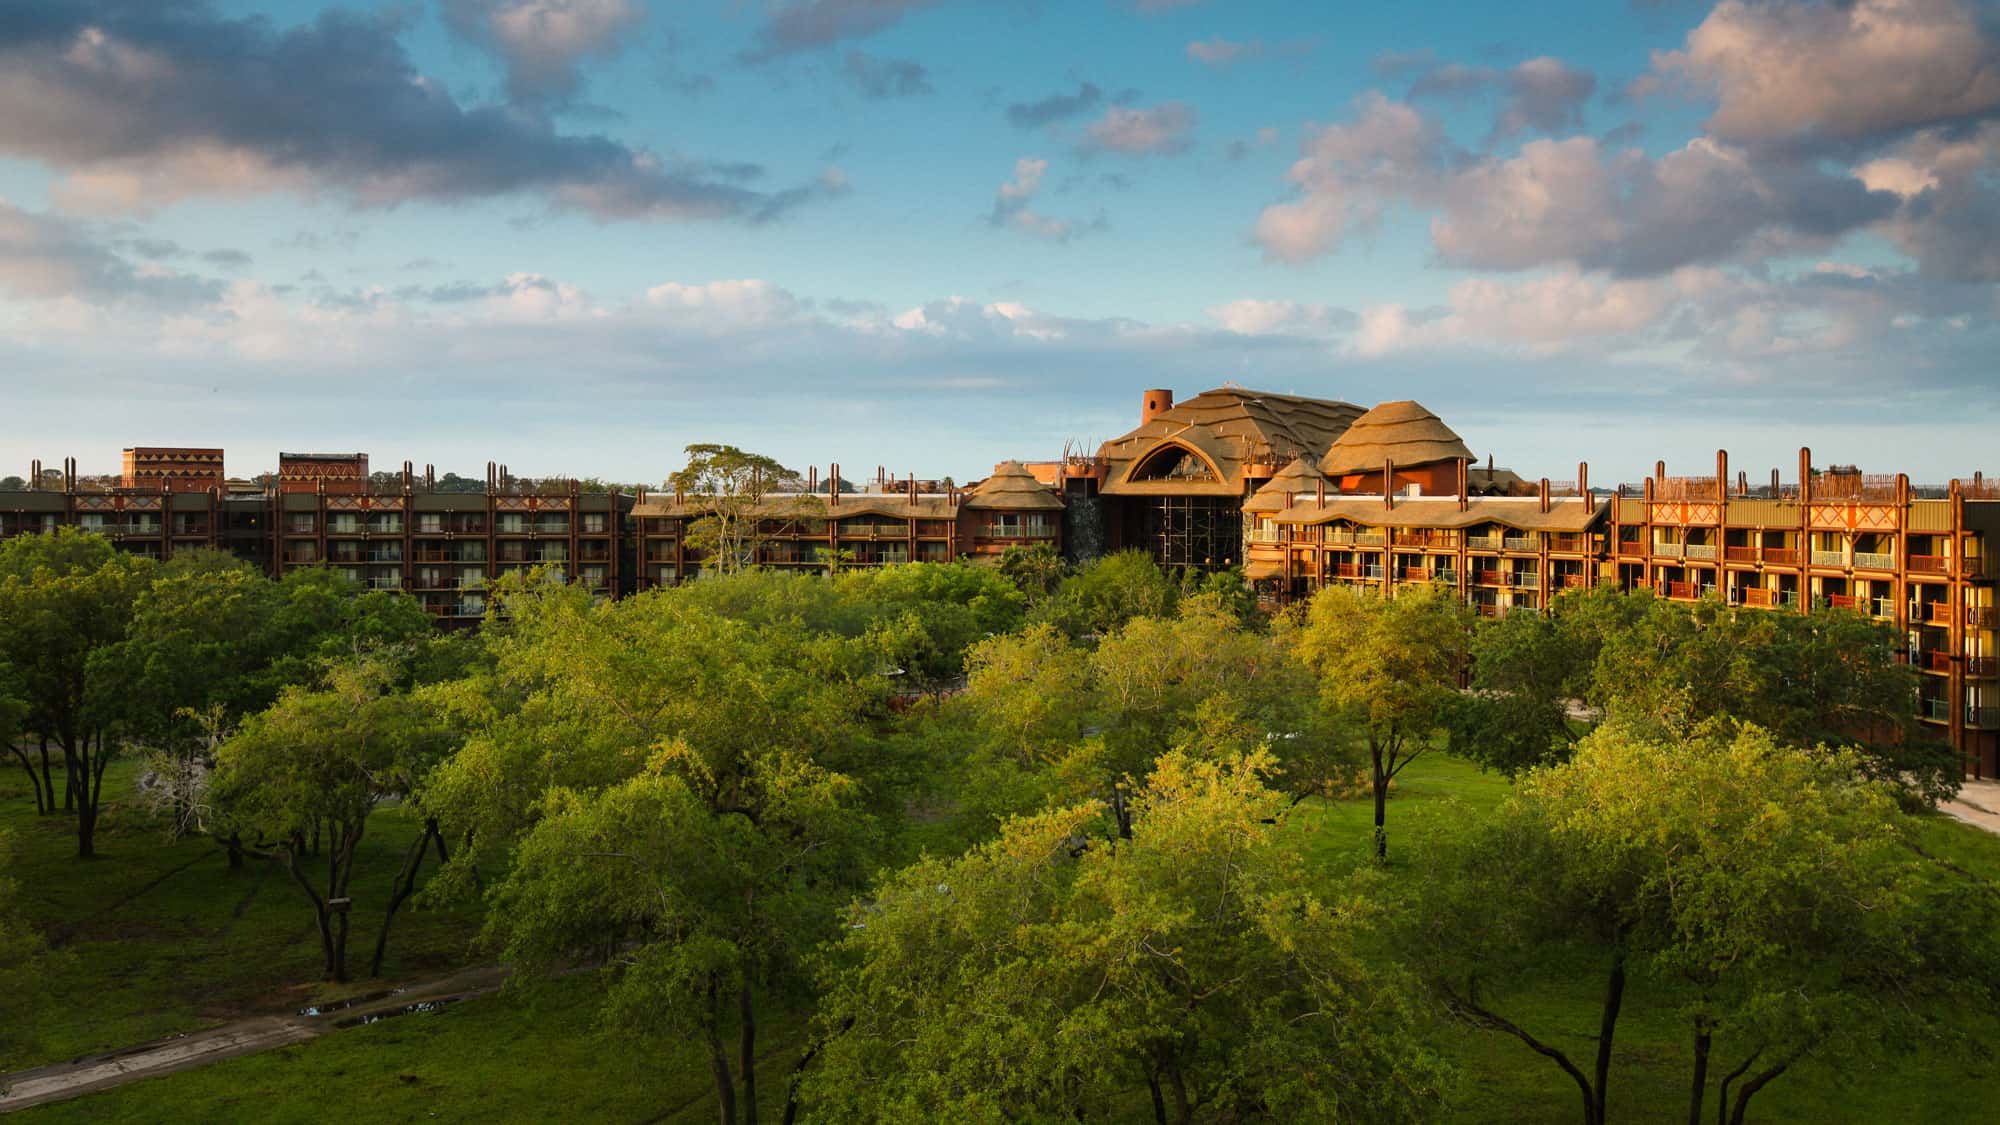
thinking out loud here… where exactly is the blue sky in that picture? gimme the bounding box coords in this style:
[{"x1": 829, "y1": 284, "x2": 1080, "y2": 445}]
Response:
[{"x1": 1, "y1": 0, "x2": 1996, "y2": 486}]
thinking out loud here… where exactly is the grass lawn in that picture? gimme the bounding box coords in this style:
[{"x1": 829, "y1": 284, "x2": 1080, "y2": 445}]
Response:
[
  {"x1": 11, "y1": 751, "x2": 2000, "y2": 1122},
  {"x1": 1, "y1": 755, "x2": 485, "y2": 1074}
]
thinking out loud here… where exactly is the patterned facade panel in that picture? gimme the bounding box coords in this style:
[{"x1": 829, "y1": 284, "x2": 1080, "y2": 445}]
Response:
[
  {"x1": 127, "y1": 497, "x2": 161, "y2": 511},
  {"x1": 1649, "y1": 502, "x2": 1719, "y2": 525},
  {"x1": 76, "y1": 496, "x2": 114, "y2": 510},
  {"x1": 1808, "y1": 503, "x2": 1897, "y2": 531},
  {"x1": 497, "y1": 498, "x2": 531, "y2": 510}
]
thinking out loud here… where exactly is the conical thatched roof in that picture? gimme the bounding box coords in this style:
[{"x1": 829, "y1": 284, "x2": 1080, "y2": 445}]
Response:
[
  {"x1": 1318, "y1": 400, "x2": 1473, "y2": 477},
  {"x1": 1244, "y1": 457, "x2": 1327, "y2": 512},
  {"x1": 963, "y1": 460, "x2": 1065, "y2": 510}
]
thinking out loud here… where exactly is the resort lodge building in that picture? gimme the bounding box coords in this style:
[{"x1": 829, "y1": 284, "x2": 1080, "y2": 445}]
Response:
[{"x1": 3, "y1": 387, "x2": 1994, "y2": 775}]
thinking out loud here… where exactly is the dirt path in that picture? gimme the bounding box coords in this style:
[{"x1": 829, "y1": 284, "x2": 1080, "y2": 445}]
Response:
[
  {"x1": 0, "y1": 965, "x2": 508, "y2": 1113},
  {"x1": 1942, "y1": 778, "x2": 2000, "y2": 836}
]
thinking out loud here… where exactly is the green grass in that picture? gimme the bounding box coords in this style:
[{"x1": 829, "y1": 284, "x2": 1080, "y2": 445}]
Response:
[
  {"x1": 1, "y1": 756, "x2": 484, "y2": 1073},
  {"x1": 11, "y1": 752, "x2": 2000, "y2": 1123},
  {"x1": 20, "y1": 979, "x2": 811, "y2": 1125}
]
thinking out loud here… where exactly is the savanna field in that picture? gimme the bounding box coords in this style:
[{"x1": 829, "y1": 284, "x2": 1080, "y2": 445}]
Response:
[{"x1": 4, "y1": 534, "x2": 1999, "y2": 1123}]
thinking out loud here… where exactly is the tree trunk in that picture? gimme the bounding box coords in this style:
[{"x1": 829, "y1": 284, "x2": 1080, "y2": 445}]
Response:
[
  {"x1": 1715, "y1": 1050, "x2": 1760, "y2": 1125},
  {"x1": 225, "y1": 832, "x2": 245, "y2": 871},
  {"x1": 285, "y1": 836, "x2": 339, "y2": 980},
  {"x1": 1168, "y1": 1061, "x2": 1192, "y2": 1125},
  {"x1": 1727, "y1": 1056, "x2": 1795, "y2": 1125},
  {"x1": 701, "y1": 977, "x2": 738, "y2": 1125},
  {"x1": 39, "y1": 734, "x2": 57, "y2": 813},
  {"x1": 1147, "y1": 1068, "x2": 1168, "y2": 1125},
  {"x1": 1593, "y1": 946, "x2": 1627, "y2": 1125},
  {"x1": 1371, "y1": 740, "x2": 1389, "y2": 861},
  {"x1": 739, "y1": 982, "x2": 758, "y2": 1125},
  {"x1": 8, "y1": 740, "x2": 46, "y2": 816},
  {"x1": 370, "y1": 820, "x2": 435, "y2": 977},
  {"x1": 1687, "y1": 1024, "x2": 1711, "y2": 1125}
]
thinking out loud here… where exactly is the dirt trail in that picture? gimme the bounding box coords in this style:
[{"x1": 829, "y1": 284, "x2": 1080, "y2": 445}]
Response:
[
  {"x1": 1942, "y1": 778, "x2": 2000, "y2": 837},
  {"x1": 0, "y1": 965, "x2": 508, "y2": 1113}
]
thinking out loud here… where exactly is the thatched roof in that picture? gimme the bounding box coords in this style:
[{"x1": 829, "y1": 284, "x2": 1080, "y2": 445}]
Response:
[
  {"x1": 963, "y1": 461, "x2": 1066, "y2": 511},
  {"x1": 1318, "y1": 400, "x2": 1473, "y2": 477},
  {"x1": 1244, "y1": 458, "x2": 1328, "y2": 513},
  {"x1": 1268, "y1": 496, "x2": 1610, "y2": 533},
  {"x1": 1099, "y1": 387, "x2": 1364, "y2": 497}
]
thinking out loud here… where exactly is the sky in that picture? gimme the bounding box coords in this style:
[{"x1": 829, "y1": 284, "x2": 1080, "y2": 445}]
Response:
[{"x1": 0, "y1": 0, "x2": 1997, "y2": 486}]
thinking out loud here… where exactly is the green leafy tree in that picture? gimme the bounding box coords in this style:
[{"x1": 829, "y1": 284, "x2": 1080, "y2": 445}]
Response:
[
  {"x1": 805, "y1": 751, "x2": 1453, "y2": 1123},
  {"x1": 1032, "y1": 549, "x2": 1178, "y2": 639},
  {"x1": 670, "y1": 444, "x2": 816, "y2": 575},
  {"x1": 997, "y1": 542, "x2": 1066, "y2": 602},
  {"x1": 1414, "y1": 721, "x2": 1999, "y2": 1125},
  {"x1": 1289, "y1": 583, "x2": 1470, "y2": 860},
  {"x1": 209, "y1": 659, "x2": 454, "y2": 981},
  {"x1": 455, "y1": 577, "x2": 896, "y2": 1124},
  {"x1": 1449, "y1": 601, "x2": 1596, "y2": 775},
  {"x1": 0, "y1": 529, "x2": 155, "y2": 855}
]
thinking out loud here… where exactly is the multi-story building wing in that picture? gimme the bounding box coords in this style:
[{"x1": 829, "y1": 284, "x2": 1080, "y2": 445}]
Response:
[{"x1": 1612, "y1": 450, "x2": 1998, "y2": 773}]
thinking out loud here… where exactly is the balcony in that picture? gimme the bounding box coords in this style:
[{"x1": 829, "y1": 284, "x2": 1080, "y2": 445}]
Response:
[
  {"x1": 1324, "y1": 531, "x2": 1356, "y2": 546},
  {"x1": 1741, "y1": 587, "x2": 1775, "y2": 607},
  {"x1": 1826, "y1": 594, "x2": 1857, "y2": 611},
  {"x1": 1561, "y1": 573, "x2": 1589, "y2": 588},
  {"x1": 1970, "y1": 707, "x2": 1999, "y2": 730},
  {"x1": 1925, "y1": 698, "x2": 1950, "y2": 723},
  {"x1": 1926, "y1": 651, "x2": 1953, "y2": 673},
  {"x1": 1725, "y1": 546, "x2": 1759, "y2": 563},
  {"x1": 365, "y1": 550, "x2": 403, "y2": 563},
  {"x1": 1355, "y1": 532, "x2": 1387, "y2": 546},
  {"x1": 1908, "y1": 554, "x2": 1949, "y2": 574},
  {"x1": 1925, "y1": 602, "x2": 1956, "y2": 626},
  {"x1": 1502, "y1": 535, "x2": 1538, "y2": 551},
  {"x1": 1475, "y1": 569, "x2": 1504, "y2": 585},
  {"x1": 1246, "y1": 528, "x2": 1285, "y2": 545},
  {"x1": 1617, "y1": 540, "x2": 1646, "y2": 557},
  {"x1": 1364, "y1": 565, "x2": 1386, "y2": 580},
  {"x1": 1683, "y1": 544, "x2": 1718, "y2": 561},
  {"x1": 1512, "y1": 571, "x2": 1540, "y2": 588},
  {"x1": 1854, "y1": 551, "x2": 1895, "y2": 570},
  {"x1": 1810, "y1": 550, "x2": 1845, "y2": 567},
  {"x1": 1334, "y1": 564, "x2": 1363, "y2": 579},
  {"x1": 1970, "y1": 607, "x2": 1998, "y2": 629},
  {"x1": 1653, "y1": 542, "x2": 1685, "y2": 558},
  {"x1": 1550, "y1": 536, "x2": 1588, "y2": 554},
  {"x1": 1764, "y1": 548, "x2": 1801, "y2": 566},
  {"x1": 1968, "y1": 657, "x2": 1998, "y2": 678},
  {"x1": 1467, "y1": 535, "x2": 1503, "y2": 551}
]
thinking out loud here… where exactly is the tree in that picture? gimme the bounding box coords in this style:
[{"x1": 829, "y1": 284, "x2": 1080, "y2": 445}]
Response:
[
  {"x1": 209, "y1": 659, "x2": 453, "y2": 981},
  {"x1": 1032, "y1": 549, "x2": 1178, "y2": 639},
  {"x1": 1414, "y1": 721, "x2": 2000, "y2": 1125},
  {"x1": 1448, "y1": 600, "x2": 1596, "y2": 775},
  {"x1": 804, "y1": 751, "x2": 1453, "y2": 1123},
  {"x1": 1289, "y1": 583, "x2": 1469, "y2": 860},
  {"x1": 459, "y1": 578, "x2": 895, "y2": 1124},
  {"x1": 0, "y1": 475, "x2": 26, "y2": 491},
  {"x1": 997, "y1": 543, "x2": 1066, "y2": 602},
  {"x1": 670, "y1": 444, "x2": 813, "y2": 575},
  {"x1": 0, "y1": 529, "x2": 154, "y2": 855}
]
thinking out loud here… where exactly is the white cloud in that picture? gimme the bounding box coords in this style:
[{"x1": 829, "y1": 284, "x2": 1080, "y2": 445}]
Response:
[
  {"x1": 1206, "y1": 298, "x2": 1356, "y2": 337},
  {"x1": 1653, "y1": 0, "x2": 2000, "y2": 149}
]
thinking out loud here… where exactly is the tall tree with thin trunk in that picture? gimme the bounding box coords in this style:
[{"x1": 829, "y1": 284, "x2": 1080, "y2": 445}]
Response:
[
  {"x1": 670, "y1": 444, "x2": 816, "y2": 576},
  {"x1": 1289, "y1": 583, "x2": 1469, "y2": 860},
  {"x1": 209, "y1": 659, "x2": 452, "y2": 982},
  {"x1": 0, "y1": 529, "x2": 154, "y2": 856},
  {"x1": 1411, "y1": 720, "x2": 2000, "y2": 1125}
]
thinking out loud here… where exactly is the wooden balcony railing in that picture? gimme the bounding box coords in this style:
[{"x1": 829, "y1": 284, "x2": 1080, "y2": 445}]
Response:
[
  {"x1": 1926, "y1": 602, "x2": 1956, "y2": 625},
  {"x1": 1908, "y1": 555, "x2": 1949, "y2": 574},
  {"x1": 1667, "y1": 581, "x2": 1698, "y2": 600},
  {"x1": 1764, "y1": 548, "x2": 1800, "y2": 566},
  {"x1": 1970, "y1": 607, "x2": 1998, "y2": 628},
  {"x1": 1827, "y1": 594, "x2": 1857, "y2": 610},
  {"x1": 1475, "y1": 569, "x2": 1504, "y2": 585},
  {"x1": 1334, "y1": 564, "x2": 1363, "y2": 579},
  {"x1": 1926, "y1": 651, "x2": 1953, "y2": 672},
  {"x1": 1725, "y1": 546, "x2": 1759, "y2": 563},
  {"x1": 1561, "y1": 573, "x2": 1589, "y2": 588},
  {"x1": 1741, "y1": 587, "x2": 1775, "y2": 607},
  {"x1": 1550, "y1": 536, "x2": 1588, "y2": 553},
  {"x1": 1617, "y1": 540, "x2": 1646, "y2": 556}
]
